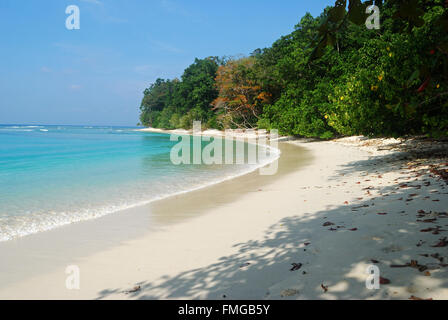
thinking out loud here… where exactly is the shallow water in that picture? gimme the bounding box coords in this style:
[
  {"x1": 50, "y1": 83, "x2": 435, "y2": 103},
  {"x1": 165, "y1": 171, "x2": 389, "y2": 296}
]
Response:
[{"x1": 0, "y1": 125, "x2": 277, "y2": 241}]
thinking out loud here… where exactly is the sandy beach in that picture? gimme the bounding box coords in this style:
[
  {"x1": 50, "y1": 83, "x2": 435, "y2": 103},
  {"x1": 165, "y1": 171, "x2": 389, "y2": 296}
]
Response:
[{"x1": 0, "y1": 136, "x2": 447, "y2": 300}]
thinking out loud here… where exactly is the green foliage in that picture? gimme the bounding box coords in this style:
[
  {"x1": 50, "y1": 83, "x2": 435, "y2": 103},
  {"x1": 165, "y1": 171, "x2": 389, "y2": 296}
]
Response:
[
  {"x1": 139, "y1": 1, "x2": 448, "y2": 138},
  {"x1": 176, "y1": 58, "x2": 220, "y2": 115},
  {"x1": 257, "y1": 1, "x2": 448, "y2": 138},
  {"x1": 139, "y1": 58, "x2": 219, "y2": 129}
]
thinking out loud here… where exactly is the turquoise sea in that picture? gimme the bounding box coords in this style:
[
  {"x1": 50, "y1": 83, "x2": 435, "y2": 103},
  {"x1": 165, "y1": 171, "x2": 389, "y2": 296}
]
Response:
[{"x1": 0, "y1": 125, "x2": 278, "y2": 241}]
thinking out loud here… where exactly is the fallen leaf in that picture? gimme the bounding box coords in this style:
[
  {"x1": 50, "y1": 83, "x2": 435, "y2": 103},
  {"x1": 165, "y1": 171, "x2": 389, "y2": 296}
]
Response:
[
  {"x1": 280, "y1": 289, "x2": 299, "y2": 297},
  {"x1": 124, "y1": 285, "x2": 141, "y2": 294},
  {"x1": 417, "y1": 240, "x2": 425, "y2": 247},
  {"x1": 418, "y1": 218, "x2": 437, "y2": 223},
  {"x1": 410, "y1": 260, "x2": 418, "y2": 268},
  {"x1": 380, "y1": 277, "x2": 391, "y2": 285},
  {"x1": 390, "y1": 264, "x2": 409, "y2": 268},
  {"x1": 352, "y1": 204, "x2": 369, "y2": 210},
  {"x1": 290, "y1": 263, "x2": 302, "y2": 271},
  {"x1": 432, "y1": 237, "x2": 448, "y2": 248},
  {"x1": 418, "y1": 265, "x2": 428, "y2": 272},
  {"x1": 409, "y1": 295, "x2": 433, "y2": 300},
  {"x1": 431, "y1": 253, "x2": 444, "y2": 262}
]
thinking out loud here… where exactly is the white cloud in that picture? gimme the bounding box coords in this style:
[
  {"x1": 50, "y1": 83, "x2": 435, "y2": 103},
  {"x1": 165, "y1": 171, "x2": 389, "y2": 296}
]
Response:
[
  {"x1": 80, "y1": 0, "x2": 103, "y2": 5},
  {"x1": 134, "y1": 65, "x2": 153, "y2": 73},
  {"x1": 69, "y1": 84, "x2": 82, "y2": 90},
  {"x1": 151, "y1": 40, "x2": 184, "y2": 54},
  {"x1": 160, "y1": 0, "x2": 191, "y2": 17},
  {"x1": 78, "y1": 0, "x2": 127, "y2": 24}
]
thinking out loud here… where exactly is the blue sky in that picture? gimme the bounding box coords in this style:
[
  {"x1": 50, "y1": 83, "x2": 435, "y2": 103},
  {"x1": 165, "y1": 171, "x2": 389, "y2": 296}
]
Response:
[{"x1": 0, "y1": 0, "x2": 335, "y2": 126}]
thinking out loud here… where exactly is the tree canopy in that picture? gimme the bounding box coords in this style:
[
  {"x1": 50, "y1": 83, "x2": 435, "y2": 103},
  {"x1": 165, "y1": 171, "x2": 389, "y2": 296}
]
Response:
[{"x1": 139, "y1": 0, "x2": 448, "y2": 138}]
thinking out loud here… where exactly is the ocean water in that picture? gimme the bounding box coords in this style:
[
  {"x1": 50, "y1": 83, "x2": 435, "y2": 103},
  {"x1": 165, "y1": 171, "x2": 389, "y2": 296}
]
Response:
[{"x1": 0, "y1": 125, "x2": 278, "y2": 241}]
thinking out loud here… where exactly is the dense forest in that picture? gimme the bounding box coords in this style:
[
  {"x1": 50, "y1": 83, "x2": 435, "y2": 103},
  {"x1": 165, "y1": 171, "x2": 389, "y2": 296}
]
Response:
[{"x1": 139, "y1": 0, "x2": 448, "y2": 138}]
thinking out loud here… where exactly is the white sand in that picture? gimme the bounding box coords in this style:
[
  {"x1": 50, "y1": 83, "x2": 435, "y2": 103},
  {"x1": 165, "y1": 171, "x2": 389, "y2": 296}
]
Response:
[{"x1": 0, "y1": 138, "x2": 447, "y2": 300}]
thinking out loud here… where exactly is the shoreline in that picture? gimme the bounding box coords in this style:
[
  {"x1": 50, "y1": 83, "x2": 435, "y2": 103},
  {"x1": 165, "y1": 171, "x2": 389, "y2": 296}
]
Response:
[
  {"x1": 0, "y1": 136, "x2": 447, "y2": 299},
  {"x1": 0, "y1": 128, "x2": 280, "y2": 242},
  {"x1": 0, "y1": 139, "x2": 309, "y2": 298}
]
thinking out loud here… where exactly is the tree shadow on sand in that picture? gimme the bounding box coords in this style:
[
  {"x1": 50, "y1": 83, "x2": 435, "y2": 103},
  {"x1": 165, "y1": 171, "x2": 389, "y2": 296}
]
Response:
[{"x1": 96, "y1": 150, "x2": 448, "y2": 300}]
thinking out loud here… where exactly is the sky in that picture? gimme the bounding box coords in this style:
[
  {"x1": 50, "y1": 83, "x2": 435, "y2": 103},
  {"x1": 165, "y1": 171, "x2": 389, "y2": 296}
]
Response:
[{"x1": 0, "y1": 0, "x2": 335, "y2": 126}]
